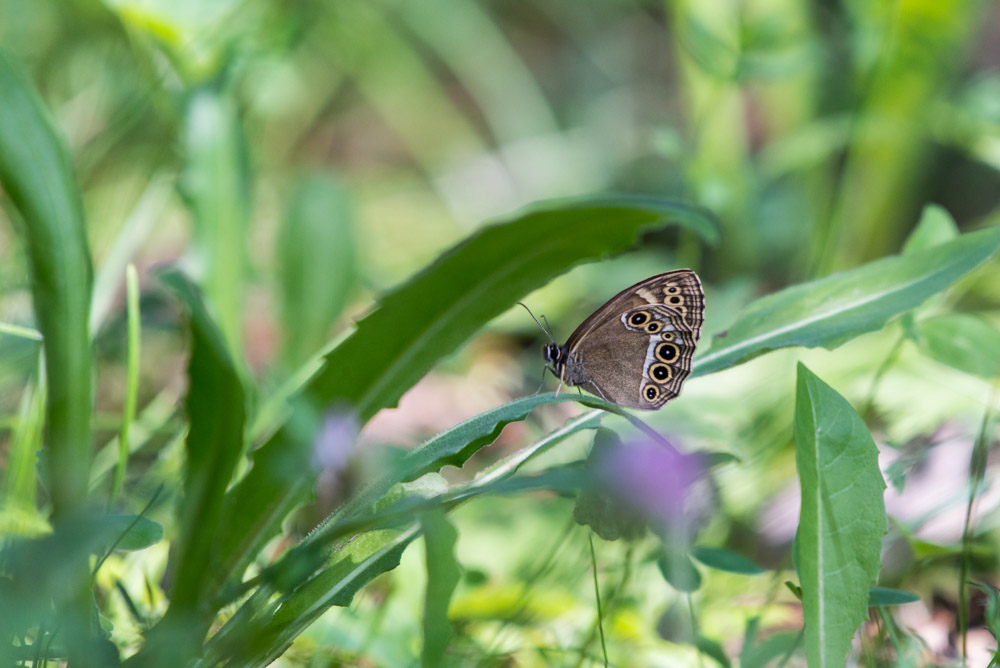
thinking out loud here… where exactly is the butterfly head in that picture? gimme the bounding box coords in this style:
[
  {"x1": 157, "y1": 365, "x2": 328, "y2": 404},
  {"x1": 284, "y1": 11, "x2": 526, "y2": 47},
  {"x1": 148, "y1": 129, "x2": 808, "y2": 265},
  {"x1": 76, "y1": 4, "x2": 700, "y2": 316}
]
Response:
[{"x1": 542, "y1": 343, "x2": 565, "y2": 368}]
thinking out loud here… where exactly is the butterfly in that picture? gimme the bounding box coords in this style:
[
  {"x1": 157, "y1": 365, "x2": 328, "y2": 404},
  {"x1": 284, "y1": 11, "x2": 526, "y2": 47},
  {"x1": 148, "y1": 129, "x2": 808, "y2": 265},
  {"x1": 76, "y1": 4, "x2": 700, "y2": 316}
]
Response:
[{"x1": 540, "y1": 270, "x2": 704, "y2": 409}]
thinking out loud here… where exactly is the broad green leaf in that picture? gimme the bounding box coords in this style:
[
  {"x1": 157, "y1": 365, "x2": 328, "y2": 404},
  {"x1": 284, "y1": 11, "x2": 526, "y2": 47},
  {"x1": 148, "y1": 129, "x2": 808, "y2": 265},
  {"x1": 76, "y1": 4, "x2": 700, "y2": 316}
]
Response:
[
  {"x1": 278, "y1": 173, "x2": 357, "y2": 368},
  {"x1": 867, "y1": 586, "x2": 920, "y2": 607},
  {"x1": 0, "y1": 48, "x2": 93, "y2": 518},
  {"x1": 691, "y1": 546, "x2": 765, "y2": 575},
  {"x1": 309, "y1": 196, "x2": 716, "y2": 423},
  {"x1": 0, "y1": 48, "x2": 96, "y2": 664},
  {"x1": 421, "y1": 510, "x2": 460, "y2": 668},
  {"x1": 916, "y1": 313, "x2": 1000, "y2": 378},
  {"x1": 794, "y1": 364, "x2": 886, "y2": 668},
  {"x1": 694, "y1": 225, "x2": 1000, "y2": 377}
]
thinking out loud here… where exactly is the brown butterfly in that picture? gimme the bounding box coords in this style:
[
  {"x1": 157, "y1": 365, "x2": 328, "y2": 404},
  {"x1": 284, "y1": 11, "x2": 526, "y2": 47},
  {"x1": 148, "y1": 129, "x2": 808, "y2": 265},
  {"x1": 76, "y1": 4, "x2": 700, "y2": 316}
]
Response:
[{"x1": 541, "y1": 270, "x2": 704, "y2": 409}]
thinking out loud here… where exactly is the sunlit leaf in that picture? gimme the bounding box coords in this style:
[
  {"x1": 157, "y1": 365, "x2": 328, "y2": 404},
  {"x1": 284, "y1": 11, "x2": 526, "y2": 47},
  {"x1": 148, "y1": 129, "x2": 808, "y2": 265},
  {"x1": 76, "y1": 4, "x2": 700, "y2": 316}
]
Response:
[
  {"x1": 916, "y1": 313, "x2": 1000, "y2": 378},
  {"x1": 694, "y1": 225, "x2": 1000, "y2": 376},
  {"x1": 794, "y1": 364, "x2": 886, "y2": 667}
]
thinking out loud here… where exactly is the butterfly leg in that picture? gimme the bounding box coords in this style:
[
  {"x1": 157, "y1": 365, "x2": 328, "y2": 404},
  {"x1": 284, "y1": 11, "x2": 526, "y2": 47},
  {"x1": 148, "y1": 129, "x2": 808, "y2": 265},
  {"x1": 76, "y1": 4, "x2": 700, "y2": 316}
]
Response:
[{"x1": 585, "y1": 380, "x2": 610, "y2": 403}]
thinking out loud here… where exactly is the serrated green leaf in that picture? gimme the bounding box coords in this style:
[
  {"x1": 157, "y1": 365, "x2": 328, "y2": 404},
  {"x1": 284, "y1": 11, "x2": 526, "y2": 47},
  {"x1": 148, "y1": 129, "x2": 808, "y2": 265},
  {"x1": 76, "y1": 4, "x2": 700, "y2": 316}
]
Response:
[
  {"x1": 916, "y1": 313, "x2": 1000, "y2": 378},
  {"x1": 310, "y1": 196, "x2": 716, "y2": 423},
  {"x1": 694, "y1": 225, "x2": 1000, "y2": 377},
  {"x1": 421, "y1": 510, "x2": 460, "y2": 668},
  {"x1": 691, "y1": 546, "x2": 764, "y2": 575},
  {"x1": 794, "y1": 364, "x2": 886, "y2": 668},
  {"x1": 135, "y1": 270, "x2": 248, "y2": 666},
  {"x1": 868, "y1": 586, "x2": 920, "y2": 607}
]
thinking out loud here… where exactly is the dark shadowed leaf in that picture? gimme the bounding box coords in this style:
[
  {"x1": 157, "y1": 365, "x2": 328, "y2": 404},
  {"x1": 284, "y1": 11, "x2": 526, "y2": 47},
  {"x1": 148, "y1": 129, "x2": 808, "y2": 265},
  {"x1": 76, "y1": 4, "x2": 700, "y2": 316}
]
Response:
[
  {"x1": 691, "y1": 546, "x2": 764, "y2": 575},
  {"x1": 868, "y1": 587, "x2": 920, "y2": 607}
]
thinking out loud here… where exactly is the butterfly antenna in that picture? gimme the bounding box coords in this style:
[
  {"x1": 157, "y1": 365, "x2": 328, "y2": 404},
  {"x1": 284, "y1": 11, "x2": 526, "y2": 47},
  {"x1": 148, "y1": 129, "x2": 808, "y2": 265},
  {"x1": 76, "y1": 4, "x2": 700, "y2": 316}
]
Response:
[{"x1": 517, "y1": 302, "x2": 556, "y2": 343}]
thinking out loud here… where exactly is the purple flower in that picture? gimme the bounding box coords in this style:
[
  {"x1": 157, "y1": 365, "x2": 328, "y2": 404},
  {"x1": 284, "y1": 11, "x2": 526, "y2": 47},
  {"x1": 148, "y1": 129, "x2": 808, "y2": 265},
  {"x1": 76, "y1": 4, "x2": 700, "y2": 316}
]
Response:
[{"x1": 596, "y1": 439, "x2": 707, "y2": 535}]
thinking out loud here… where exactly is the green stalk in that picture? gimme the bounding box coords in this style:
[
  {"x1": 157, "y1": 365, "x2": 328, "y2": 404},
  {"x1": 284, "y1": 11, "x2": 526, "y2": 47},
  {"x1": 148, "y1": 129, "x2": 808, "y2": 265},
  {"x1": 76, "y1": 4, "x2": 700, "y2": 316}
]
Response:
[{"x1": 109, "y1": 263, "x2": 141, "y2": 509}]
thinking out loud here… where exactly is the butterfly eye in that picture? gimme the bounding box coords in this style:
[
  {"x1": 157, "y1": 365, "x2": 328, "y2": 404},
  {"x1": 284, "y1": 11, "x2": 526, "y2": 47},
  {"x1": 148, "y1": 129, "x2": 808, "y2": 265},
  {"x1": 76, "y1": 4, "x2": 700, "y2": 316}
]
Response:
[
  {"x1": 661, "y1": 332, "x2": 676, "y2": 342},
  {"x1": 643, "y1": 384, "x2": 660, "y2": 402},
  {"x1": 668, "y1": 295, "x2": 684, "y2": 306},
  {"x1": 628, "y1": 312, "x2": 649, "y2": 327},
  {"x1": 650, "y1": 363, "x2": 672, "y2": 382},
  {"x1": 645, "y1": 321, "x2": 661, "y2": 333},
  {"x1": 666, "y1": 286, "x2": 679, "y2": 294},
  {"x1": 655, "y1": 342, "x2": 679, "y2": 363}
]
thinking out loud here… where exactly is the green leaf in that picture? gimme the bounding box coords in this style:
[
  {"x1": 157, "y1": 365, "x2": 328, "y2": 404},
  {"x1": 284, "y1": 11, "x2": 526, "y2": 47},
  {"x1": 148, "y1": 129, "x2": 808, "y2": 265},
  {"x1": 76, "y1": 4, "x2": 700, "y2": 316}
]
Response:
[
  {"x1": 421, "y1": 510, "x2": 460, "y2": 668},
  {"x1": 0, "y1": 48, "x2": 97, "y2": 665},
  {"x1": 916, "y1": 313, "x2": 1000, "y2": 378},
  {"x1": 691, "y1": 546, "x2": 765, "y2": 575},
  {"x1": 695, "y1": 635, "x2": 731, "y2": 667},
  {"x1": 867, "y1": 587, "x2": 920, "y2": 607},
  {"x1": 219, "y1": 206, "x2": 699, "y2": 591},
  {"x1": 657, "y1": 550, "x2": 702, "y2": 593},
  {"x1": 278, "y1": 173, "x2": 357, "y2": 368},
  {"x1": 740, "y1": 630, "x2": 802, "y2": 668},
  {"x1": 136, "y1": 270, "x2": 248, "y2": 666},
  {"x1": 179, "y1": 88, "x2": 250, "y2": 355},
  {"x1": 901, "y1": 204, "x2": 959, "y2": 255},
  {"x1": 794, "y1": 364, "x2": 886, "y2": 668},
  {"x1": 0, "y1": 48, "x2": 93, "y2": 519},
  {"x1": 308, "y1": 196, "x2": 715, "y2": 422},
  {"x1": 208, "y1": 406, "x2": 602, "y2": 668},
  {"x1": 694, "y1": 225, "x2": 1000, "y2": 377},
  {"x1": 97, "y1": 514, "x2": 164, "y2": 551}
]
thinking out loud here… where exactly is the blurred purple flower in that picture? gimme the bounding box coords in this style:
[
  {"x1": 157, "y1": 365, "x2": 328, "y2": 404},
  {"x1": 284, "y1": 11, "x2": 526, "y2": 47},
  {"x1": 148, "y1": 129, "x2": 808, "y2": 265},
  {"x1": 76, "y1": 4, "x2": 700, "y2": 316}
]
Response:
[
  {"x1": 312, "y1": 409, "x2": 359, "y2": 474},
  {"x1": 597, "y1": 440, "x2": 706, "y2": 532}
]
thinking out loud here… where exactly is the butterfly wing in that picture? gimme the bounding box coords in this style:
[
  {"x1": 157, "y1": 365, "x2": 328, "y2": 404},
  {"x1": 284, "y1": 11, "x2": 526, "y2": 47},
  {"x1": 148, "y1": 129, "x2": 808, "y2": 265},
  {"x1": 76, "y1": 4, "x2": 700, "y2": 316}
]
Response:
[
  {"x1": 564, "y1": 269, "x2": 704, "y2": 349},
  {"x1": 563, "y1": 270, "x2": 704, "y2": 410}
]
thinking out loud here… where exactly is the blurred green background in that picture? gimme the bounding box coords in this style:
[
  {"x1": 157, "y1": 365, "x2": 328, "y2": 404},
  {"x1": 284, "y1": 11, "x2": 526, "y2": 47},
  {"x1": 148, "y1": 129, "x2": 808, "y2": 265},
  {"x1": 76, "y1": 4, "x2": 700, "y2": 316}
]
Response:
[{"x1": 3, "y1": 0, "x2": 1000, "y2": 665}]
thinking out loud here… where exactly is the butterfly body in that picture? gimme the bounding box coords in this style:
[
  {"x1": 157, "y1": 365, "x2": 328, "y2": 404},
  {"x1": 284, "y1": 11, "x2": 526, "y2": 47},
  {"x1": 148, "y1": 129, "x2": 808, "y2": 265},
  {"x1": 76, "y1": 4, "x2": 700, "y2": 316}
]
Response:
[{"x1": 543, "y1": 270, "x2": 704, "y2": 409}]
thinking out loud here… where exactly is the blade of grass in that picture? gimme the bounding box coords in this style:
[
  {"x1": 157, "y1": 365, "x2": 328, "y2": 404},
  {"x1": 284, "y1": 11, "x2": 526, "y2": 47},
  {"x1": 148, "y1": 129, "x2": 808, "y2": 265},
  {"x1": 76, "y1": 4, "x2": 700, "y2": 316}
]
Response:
[{"x1": 109, "y1": 263, "x2": 141, "y2": 509}]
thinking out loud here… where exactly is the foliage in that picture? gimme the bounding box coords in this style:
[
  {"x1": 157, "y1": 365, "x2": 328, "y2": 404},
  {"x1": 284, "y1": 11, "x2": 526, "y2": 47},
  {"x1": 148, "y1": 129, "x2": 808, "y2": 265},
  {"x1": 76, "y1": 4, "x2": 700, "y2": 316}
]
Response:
[{"x1": 2, "y1": 1, "x2": 1000, "y2": 666}]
